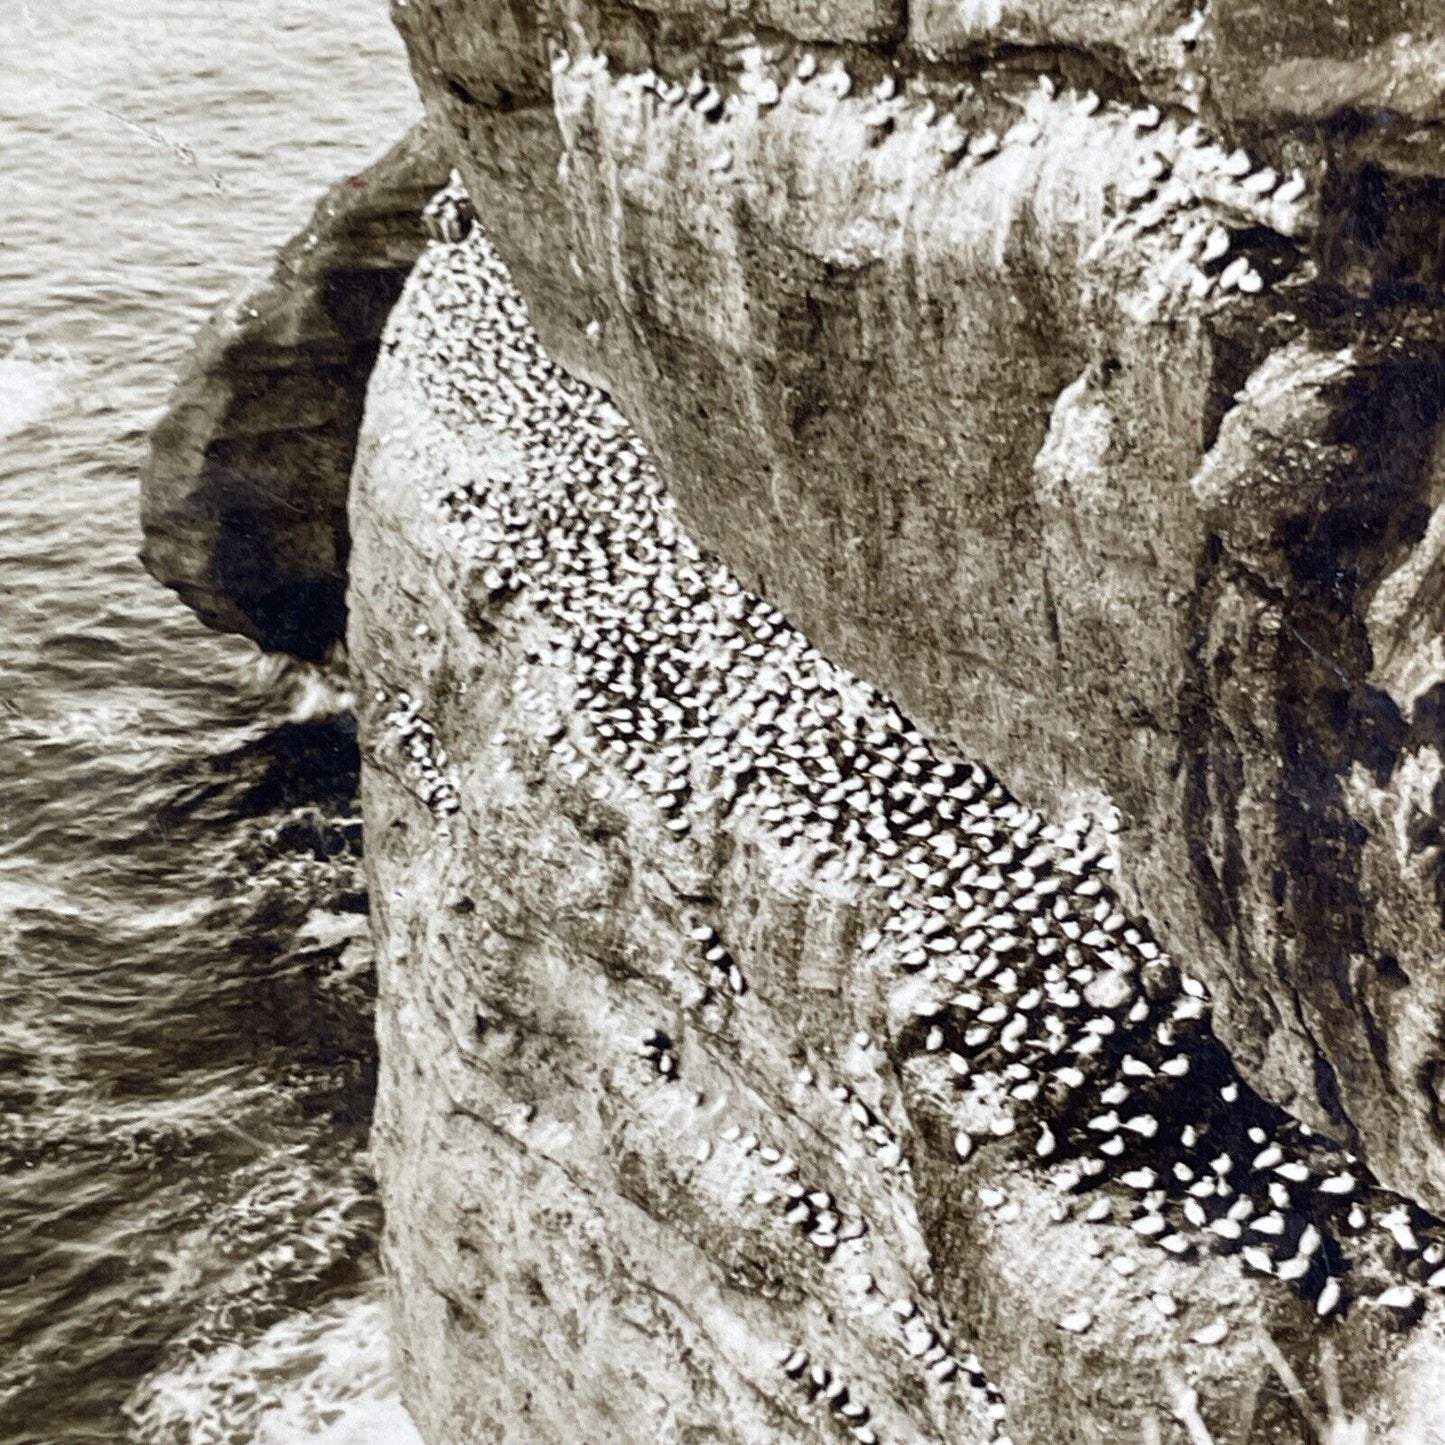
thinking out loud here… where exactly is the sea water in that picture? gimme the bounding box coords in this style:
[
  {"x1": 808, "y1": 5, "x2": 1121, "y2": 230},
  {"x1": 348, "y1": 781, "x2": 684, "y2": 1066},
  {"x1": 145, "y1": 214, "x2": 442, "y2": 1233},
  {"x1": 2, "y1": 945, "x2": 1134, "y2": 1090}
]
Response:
[{"x1": 0, "y1": 3, "x2": 423, "y2": 1441}]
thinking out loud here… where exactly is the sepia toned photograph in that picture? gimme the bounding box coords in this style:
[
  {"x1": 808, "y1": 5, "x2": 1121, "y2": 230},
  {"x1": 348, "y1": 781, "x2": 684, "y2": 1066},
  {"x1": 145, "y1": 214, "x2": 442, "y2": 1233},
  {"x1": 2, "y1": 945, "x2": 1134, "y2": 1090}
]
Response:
[{"x1": 5, "y1": 1, "x2": 1445, "y2": 1441}]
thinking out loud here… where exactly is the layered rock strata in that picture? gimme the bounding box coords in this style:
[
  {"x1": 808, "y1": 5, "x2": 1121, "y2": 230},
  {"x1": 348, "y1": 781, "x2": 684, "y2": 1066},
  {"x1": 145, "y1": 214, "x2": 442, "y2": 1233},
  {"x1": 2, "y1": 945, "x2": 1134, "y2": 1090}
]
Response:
[
  {"x1": 388, "y1": 0, "x2": 1445, "y2": 1217},
  {"x1": 141, "y1": 122, "x2": 450, "y2": 657},
  {"x1": 352, "y1": 212, "x2": 1445, "y2": 1445}
]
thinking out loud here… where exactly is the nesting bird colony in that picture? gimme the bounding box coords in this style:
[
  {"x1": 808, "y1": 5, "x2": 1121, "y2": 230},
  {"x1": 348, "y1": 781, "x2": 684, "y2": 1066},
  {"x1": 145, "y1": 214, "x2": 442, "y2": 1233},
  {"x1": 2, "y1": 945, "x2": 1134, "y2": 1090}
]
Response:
[
  {"x1": 382, "y1": 167, "x2": 1442, "y2": 1438},
  {"x1": 552, "y1": 29, "x2": 1311, "y2": 311}
]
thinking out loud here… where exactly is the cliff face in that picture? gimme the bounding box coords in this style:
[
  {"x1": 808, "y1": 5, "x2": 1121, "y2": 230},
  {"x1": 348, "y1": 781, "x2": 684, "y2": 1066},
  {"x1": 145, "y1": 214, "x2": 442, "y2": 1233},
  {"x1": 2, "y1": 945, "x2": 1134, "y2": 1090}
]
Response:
[
  {"x1": 388, "y1": 0, "x2": 1445, "y2": 1219},
  {"x1": 351, "y1": 222, "x2": 1445, "y2": 1444},
  {"x1": 141, "y1": 123, "x2": 449, "y2": 658}
]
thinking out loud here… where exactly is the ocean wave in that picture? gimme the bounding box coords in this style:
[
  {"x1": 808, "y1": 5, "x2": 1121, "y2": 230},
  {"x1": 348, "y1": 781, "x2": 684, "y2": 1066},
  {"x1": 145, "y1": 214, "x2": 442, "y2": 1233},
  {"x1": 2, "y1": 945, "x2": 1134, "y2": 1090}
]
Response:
[
  {"x1": 0, "y1": 0, "x2": 419, "y2": 1436},
  {"x1": 124, "y1": 1291, "x2": 421, "y2": 1445},
  {"x1": 0, "y1": 353, "x2": 67, "y2": 439},
  {"x1": 243, "y1": 648, "x2": 356, "y2": 724}
]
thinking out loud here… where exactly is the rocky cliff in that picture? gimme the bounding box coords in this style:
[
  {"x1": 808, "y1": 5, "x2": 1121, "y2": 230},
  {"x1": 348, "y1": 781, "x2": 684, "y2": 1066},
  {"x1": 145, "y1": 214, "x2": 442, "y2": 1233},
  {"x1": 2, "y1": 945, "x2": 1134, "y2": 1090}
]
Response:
[
  {"x1": 390, "y1": 0, "x2": 1445, "y2": 1222},
  {"x1": 351, "y1": 218, "x2": 1445, "y2": 1444},
  {"x1": 141, "y1": 122, "x2": 449, "y2": 657},
  {"x1": 142, "y1": 0, "x2": 1445, "y2": 1439}
]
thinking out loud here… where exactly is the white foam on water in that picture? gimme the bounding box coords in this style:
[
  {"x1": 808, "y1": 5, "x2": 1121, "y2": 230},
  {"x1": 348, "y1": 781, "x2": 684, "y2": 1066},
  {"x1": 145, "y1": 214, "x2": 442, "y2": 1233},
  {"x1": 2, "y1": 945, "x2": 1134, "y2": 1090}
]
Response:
[
  {"x1": 0, "y1": 354, "x2": 67, "y2": 438},
  {"x1": 289, "y1": 666, "x2": 357, "y2": 723},
  {"x1": 291, "y1": 1396, "x2": 423, "y2": 1445},
  {"x1": 126, "y1": 1291, "x2": 422, "y2": 1445},
  {"x1": 241, "y1": 650, "x2": 357, "y2": 723}
]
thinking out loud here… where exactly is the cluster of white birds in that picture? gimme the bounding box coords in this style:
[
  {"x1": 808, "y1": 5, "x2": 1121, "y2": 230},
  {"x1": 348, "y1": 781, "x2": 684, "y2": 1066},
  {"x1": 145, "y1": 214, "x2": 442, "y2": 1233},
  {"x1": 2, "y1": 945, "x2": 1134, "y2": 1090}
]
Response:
[
  {"x1": 640, "y1": 1028, "x2": 678, "y2": 1078},
  {"x1": 379, "y1": 688, "x2": 461, "y2": 823},
  {"x1": 683, "y1": 1036, "x2": 1019, "y2": 1435},
  {"x1": 717, "y1": 1117, "x2": 868, "y2": 1249},
  {"x1": 391, "y1": 175, "x2": 1441, "y2": 1417},
  {"x1": 774, "y1": 1342, "x2": 883, "y2": 1442},
  {"x1": 831, "y1": 1066, "x2": 909, "y2": 1176},
  {"x1": 1089, "y1": 99, "x2": 1307, "y2": 303},
  {"x1": 552, "y1": 38, "x2": 1309, "y2": 307},
  {"x1": 703, "y1": 1101, "x2": 1005, "y2": 1437},
  {"x1": 422, "y1": 184, "x2": 475, "y2": 246},
  {"x1": 689, "y1": 921, "x2": 748, "y2": 997}
]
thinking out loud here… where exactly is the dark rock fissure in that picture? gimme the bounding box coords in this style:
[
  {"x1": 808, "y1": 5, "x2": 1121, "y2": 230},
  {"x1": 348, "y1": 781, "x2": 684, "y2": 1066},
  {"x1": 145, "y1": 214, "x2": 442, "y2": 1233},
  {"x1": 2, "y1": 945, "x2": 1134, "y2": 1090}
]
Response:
[
  {"x1": 1180, "y1": 534, "x2": 1237, "y2": 953},
  {"x1": 1269, "y1": 348, "x2": 1445, "y2": 1144}
]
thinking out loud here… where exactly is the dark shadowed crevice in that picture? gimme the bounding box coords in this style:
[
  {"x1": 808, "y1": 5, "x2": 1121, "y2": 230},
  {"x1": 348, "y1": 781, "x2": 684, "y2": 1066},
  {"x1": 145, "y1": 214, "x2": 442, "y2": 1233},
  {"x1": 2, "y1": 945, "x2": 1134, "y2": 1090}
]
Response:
[
  {"x1": 1268, "y1": 351, "x2": 1445, "y2": 1110},
  {"x1": 321, "y1": 269, "x2": 413, "y2": 340},
  {"x1": 1181, "y1": 321, "x2": 1445, "y2": 1145},
  {"x1": 1316, "y1": 133, "x2": 1445, "y2": 303},
  {"x1": 1179, "y1": 537, "x2": 1243, "y2": 952},
  {"x1": 142, "y1": 121, "x2": 452, "y2": 657}
]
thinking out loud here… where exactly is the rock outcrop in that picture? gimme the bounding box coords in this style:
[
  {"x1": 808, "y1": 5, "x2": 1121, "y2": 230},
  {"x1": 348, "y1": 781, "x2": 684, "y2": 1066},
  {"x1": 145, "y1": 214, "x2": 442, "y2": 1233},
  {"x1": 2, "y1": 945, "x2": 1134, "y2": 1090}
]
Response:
[
  {"x1": 387, "y1": 0, "x2": 1445, "y2": 1220},
  {"x1": 141, "y1": 122, "x2": 450, "y2": 658}
]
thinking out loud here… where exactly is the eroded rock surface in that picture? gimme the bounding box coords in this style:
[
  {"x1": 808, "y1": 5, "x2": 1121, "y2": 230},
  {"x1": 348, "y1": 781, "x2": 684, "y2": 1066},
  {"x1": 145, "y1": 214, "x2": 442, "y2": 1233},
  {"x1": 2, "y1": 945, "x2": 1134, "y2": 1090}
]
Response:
[
  {"x1": 141, "y1": 122, "x2": 449, "y2": 657},
  {"x1": 352, "y1": 219, "x2": 1445, "y2": 1445},
  {"x1": 386, "y1": 0, "x2": 1445, "y2": 1216}
]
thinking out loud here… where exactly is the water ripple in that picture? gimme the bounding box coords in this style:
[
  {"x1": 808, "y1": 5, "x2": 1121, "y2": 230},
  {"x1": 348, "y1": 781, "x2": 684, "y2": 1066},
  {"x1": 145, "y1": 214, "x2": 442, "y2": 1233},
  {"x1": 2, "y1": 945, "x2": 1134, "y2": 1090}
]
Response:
[{"x1": 0, "y1": 1, "x2": 418, "y2": 1440}]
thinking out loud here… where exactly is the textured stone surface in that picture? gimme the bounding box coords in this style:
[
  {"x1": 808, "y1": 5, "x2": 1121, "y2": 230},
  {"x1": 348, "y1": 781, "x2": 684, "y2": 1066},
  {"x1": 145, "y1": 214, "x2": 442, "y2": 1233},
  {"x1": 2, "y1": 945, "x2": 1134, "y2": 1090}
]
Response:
[
  {"x1": 141, "y1": 122, "x2": 449, "y2": 658},
  {"x1": 1209, "y1": 0, "x2": 1445, "y2": 131},
  {"x1": 351, "y1": 227, "x2": 1445, "y2": 1444},
  {"x1": 379, "y1": 0, "x2": 1445, "y2": 1219},
  {"x1": 905, "y1": 0, "x2": 1198, "y2": 91}
]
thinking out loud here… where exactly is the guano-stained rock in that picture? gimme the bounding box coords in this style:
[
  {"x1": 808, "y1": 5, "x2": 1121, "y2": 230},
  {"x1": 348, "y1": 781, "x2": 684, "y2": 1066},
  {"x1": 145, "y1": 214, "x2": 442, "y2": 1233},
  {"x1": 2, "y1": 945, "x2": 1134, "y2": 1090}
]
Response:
[
  {"x1": 388, "y1": 0, "x2": 1445, "y2": 1219},
  {"x1": 351, "y1": 219, "x2": 1445, "y2": 1445}
]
